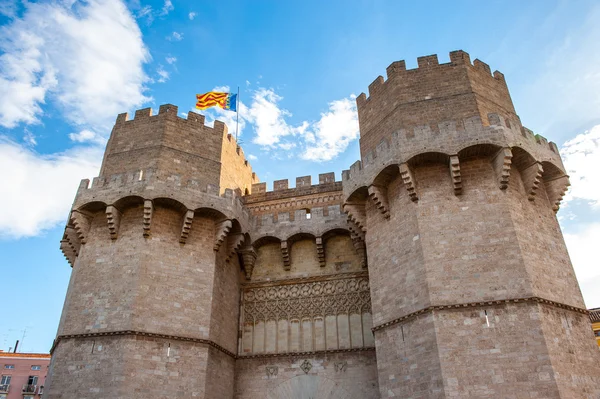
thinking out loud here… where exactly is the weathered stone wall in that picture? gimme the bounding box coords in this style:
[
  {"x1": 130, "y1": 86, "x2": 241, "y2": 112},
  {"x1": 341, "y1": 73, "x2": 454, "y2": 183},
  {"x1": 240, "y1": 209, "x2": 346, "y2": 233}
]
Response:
[{"x1": 234, "y1": 351, "x2": 379, "y2": 399}]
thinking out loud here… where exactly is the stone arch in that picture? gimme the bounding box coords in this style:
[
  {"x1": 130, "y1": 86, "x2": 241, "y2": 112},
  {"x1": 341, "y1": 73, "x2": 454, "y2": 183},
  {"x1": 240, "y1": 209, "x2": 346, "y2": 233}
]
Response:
[
  {"x1": 153, "y1": 197, "x2": 188, "y2": 214},
  {"x1": 267, "y1": 374, "x2": 355, "y2": 399},
  {"x1": 194, "y1": 206, "x2": 228, "y2": 221},
  {"x1": 112, "y1": 195, "x2": 145, "y2": 212},
  {"x1": 76, "y1": 200, "x2": 107, "y2": 213},
  {"x1": 253, "y1": 235, "x2": 282, "y2": 249},
  {"x1": 372, "y1": 163, "x2": 400, "y2": 188},
  {"x1": 457, "y1": 143, "x2": 503, "y2": 160},
  {"x1": 406, "y1": 151, "x2": 450, "y2": 166}
]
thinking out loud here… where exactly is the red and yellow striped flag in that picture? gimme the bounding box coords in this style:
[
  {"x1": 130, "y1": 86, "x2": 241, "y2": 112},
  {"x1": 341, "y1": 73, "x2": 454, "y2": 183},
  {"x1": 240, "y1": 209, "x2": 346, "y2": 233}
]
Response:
[{"x1": 196, "y1": 92, "x2": 230, "y2": 110}]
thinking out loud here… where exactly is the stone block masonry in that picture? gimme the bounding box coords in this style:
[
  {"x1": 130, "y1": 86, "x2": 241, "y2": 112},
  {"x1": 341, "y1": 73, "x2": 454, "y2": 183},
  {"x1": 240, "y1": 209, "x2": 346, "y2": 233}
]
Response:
[{"x1": 48, "y1": 50, "x2": 599, "y2": 399}]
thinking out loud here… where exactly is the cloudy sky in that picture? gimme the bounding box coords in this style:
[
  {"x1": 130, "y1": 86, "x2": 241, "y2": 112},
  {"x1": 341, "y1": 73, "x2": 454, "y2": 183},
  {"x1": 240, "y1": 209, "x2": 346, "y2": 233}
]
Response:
[{"x1": 0, "y1": 0, "x2": 599, "y2": 353}]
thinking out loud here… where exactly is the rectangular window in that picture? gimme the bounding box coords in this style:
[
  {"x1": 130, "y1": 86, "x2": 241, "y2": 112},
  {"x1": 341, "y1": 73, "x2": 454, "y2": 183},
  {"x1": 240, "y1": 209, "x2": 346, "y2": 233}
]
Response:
[
  {"x1": 0, "y1": 376, "x2": 10, "y2": 385},
  {"x1": 23, "y1": 396, "x2": 34, "y2": 399},
  {"x1": 2, "y1": 365, "x2": 13, "y2": 370},
  {"x1": 27, "y1": 376, "x2": 38, "y2": 385},
  {"x1": 31, "y1": 365, "x2": 41, "y2": 371}
]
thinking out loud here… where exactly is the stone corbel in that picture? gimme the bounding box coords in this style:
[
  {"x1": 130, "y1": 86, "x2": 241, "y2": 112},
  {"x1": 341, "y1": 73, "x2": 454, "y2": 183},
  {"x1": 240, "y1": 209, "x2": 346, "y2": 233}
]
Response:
[
  {"x1": 214, "y1": 219, "x2": 232, "y2": 251},
  {"x1": 316, "y1": 236, "x2": 326, "y2": 267},
  {"x1": 105, "y1": 205, "x2": 122, "y2": 240},
  {"x1": 70, "y1": 210, "x2": 92, "y2": 244},
  {"x1": 64, "y1": 226, "x2": 81, "y2": 256},
  {"x1": 60, "y1": 238, "x2": 76, "y2": 267},
  {"x1": 545, "y1": 175, "x2": 570, "y2": 212},
  {"x1": 367, "y1": 185, "x2": 390, "y2": 218},
  {"x1": 343, "y1": 203, "x2": 367, "y2": 232},
  {"x1": 179, "y1": 210, "x2": 194, "y2": 244},
  {"x1": 226, "y1": 233, "x2": 245, "y2": 262},
  {"x1": 492, "y1": 148, "x2": 512, "y2": 190},
  {"x1": 449, "y1": 155, "x2": 462, "y2": 195},
  {"x1": 281, "y1": 241, "x2": 291, "y2": 270},
  {"x1": 143, "y1": 200, "x2": 153, "y2": 237},
  {"x1": 399, "y1": 163, "x2": 418, "y2": 202},
  {"x1": 239, "y1": 247, "x2": 257, "y2": 279},
  {"x1": 521, "y1": 162, "x2": 544, "y2": 201},
  {"x1": 350, "y1": 229, "x2": 367, "y2": 269}
]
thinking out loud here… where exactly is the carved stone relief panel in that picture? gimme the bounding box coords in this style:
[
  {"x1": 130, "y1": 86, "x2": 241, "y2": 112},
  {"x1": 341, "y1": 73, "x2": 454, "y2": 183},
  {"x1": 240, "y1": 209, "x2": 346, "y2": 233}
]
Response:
[{"x1": 240, "y1": 273, "x2": 374, "y2": 355}]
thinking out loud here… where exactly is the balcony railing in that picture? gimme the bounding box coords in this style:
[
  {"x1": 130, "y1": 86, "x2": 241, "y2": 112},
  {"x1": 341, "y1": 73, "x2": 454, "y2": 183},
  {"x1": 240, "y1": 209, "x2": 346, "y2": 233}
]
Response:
[
  {"x1": 0, "y1": 383, "x2": 9, "y2": 393},
  {"x1": 22, "y1": 384, "x2": 37, "y2": 393}
]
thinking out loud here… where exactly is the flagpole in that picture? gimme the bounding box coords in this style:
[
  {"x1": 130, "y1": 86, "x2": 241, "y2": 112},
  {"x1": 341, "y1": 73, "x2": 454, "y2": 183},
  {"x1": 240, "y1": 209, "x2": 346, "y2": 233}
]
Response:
[{"x1": 235, "y1": 86, "x2": 240, "y2": 141}]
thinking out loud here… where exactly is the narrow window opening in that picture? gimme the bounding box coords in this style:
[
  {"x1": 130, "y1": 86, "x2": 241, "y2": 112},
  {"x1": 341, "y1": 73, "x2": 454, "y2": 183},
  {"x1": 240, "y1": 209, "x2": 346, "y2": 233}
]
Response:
[
  {"x1": 401, "y1": 325, "x2": 405, "y2": 342},
  {"x1": 484, "y1": 310, "x2": 490, "y2": 327},
  {"x1": 167, "y1": 342, "x2": 171, "y2": 357},
  {"x1": 305, "y1": 209, "x2": 311, "y2": 220},
  {"x1": 138, "y1": 169, "x2": 144, "y2": 181},
  {"x1": 91, "y1": 340, "x2": 95, "y2": 353}
]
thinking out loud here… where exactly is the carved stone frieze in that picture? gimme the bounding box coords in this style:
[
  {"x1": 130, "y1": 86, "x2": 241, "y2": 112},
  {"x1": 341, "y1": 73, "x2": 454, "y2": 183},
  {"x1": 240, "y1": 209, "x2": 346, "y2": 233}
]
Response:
[{"x1": 243, "y1": 276, "x2": 371, "y2": 322}]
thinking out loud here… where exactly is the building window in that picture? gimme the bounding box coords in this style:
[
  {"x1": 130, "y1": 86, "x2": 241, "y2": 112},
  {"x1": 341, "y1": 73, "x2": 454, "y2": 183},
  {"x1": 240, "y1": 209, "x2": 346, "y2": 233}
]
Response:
[
  {"x1": 23, "y1": 396, "x2": 34, "y2": 399},
  {"x1": 305, "y1": 209, "x2": 311, "y2": 219},
  {"x1": 0, "y1": 375, "x2": 10, "y2": 384},
  {"x1": 2, "y1": 365, "x2": 13, "y2": 369},
  {"x1": 31, "y1": 365, "x2": 41, "y2": 371}
]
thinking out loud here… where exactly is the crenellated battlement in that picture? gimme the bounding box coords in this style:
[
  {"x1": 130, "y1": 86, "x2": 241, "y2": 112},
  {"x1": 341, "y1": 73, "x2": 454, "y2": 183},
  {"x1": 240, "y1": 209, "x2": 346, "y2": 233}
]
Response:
[
  {"x1": 358, "y1": 51, "x2": 507, "y2": 105},
  {"x1": 355, "y1": 50, "x2": 518, "y2": 158},
  {"x1": 246, "y1": 172, "x2": 340, "y2": 199},
  {"x1": 103, "y1": 104, "x2": 258, "y2": 195}
]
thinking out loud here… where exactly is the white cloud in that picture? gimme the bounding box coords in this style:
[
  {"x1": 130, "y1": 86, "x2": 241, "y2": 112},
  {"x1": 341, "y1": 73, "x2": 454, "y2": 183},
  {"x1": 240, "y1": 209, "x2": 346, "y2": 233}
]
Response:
[
  {"x1": 301, "y1": 96, "x2": 359, "y2": 161},
  {"x1": 247, "y1": 88, "x2": 306, "y2": 147},
  {"x1": 564, "y1": 223, "x2": 600, "y2": 308},
  {"x1": 0, "y1": 0, "x2": 18, "y2": 18},
  {"x1": 160, "y1": 0, "x2": 173, "y2": 16},
  {"x1": 23, "y1": 129, "x2": 37, "y2": 147},
  {"x1": 188, "y1": 11, "x2": 196, "y2": 20},
  {"x1": 0, "y1": 139, "x2": 102, "y2": 238},
  {"x1": 156, "y1": 66, "x2": 169, "y2": 83},
  {"x1": 196, "y1": 88, "x2": 359, "y2": 161},
  {"x1": 0, "y1": 0, "x2": 151, "y2": 131},
  {"x1": 165, "y1": 56, "x2": 177, "y2": 64},
  {"x1": 136, "y1": 4, "x2": 153, "y2": 24},
  {"x1": 68, "y1": 129, "x2": 107, "y2": 145},
  {"x1": 560, "y1": 124, "x2": 600, "y2": 207},
  {"x1": 247, "y1": 154, "x2": 257, "y2": 161},
  {"x1": 167, "y1": 31, "x2": 183, "y2": 41}
]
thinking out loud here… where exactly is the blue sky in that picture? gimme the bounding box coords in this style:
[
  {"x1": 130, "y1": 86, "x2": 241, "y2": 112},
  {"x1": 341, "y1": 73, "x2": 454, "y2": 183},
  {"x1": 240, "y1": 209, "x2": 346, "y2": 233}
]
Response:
[{"x1": 1, "y1": 0, "x2": 600, "y2": 353}]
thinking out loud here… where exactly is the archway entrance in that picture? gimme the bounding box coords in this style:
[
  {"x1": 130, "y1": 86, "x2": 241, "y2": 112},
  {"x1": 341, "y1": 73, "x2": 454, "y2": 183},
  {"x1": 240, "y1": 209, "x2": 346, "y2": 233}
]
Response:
[{"x1": 267, "y1": 375, "x2": 354, "y2": 399}]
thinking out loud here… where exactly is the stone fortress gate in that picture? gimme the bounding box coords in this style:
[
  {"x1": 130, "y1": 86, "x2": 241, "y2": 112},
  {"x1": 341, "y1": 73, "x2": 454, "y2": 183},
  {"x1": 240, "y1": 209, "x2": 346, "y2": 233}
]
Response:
[{"x1": 46, "y1": 51, "x2": 600, "y2": 398}]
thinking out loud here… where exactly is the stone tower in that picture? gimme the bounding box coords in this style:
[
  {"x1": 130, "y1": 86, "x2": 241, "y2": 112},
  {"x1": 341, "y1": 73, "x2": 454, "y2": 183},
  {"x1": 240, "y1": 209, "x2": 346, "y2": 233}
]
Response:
[
  {"x1": 47, "y1": 51, "x2": 600, "y2": 399},
  {"x1": 48, "y1": 104, "x2": 259, "y2": 398},
  {"x1": 342, "y1": 50, "x2": 600, "y2": 397}
]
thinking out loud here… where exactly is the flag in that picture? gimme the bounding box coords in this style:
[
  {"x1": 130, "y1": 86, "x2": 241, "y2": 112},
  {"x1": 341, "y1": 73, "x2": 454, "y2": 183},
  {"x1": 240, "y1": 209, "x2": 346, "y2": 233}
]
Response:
[{"x1": 196, "y1": 92, "x2": 237, "y2": 112}]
